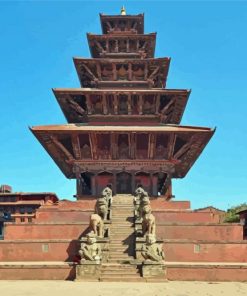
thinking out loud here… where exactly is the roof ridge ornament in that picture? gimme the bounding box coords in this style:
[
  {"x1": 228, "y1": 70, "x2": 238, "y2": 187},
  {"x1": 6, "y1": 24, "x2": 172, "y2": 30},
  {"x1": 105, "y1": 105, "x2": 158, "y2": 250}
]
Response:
[{"x1": 120, "y1": 6, "x2": 126, "y2": 15}]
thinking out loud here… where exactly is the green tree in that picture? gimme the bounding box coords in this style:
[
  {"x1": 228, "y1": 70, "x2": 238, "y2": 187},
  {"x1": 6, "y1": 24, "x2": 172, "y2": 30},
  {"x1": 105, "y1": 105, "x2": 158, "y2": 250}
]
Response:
[{"x1": 224, "y1": 203, "x2": 247, "y2": 223}]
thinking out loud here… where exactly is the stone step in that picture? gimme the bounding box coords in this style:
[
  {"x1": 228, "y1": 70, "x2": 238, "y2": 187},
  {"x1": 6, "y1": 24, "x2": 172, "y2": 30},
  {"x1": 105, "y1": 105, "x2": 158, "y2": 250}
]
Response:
[
  {"x1": 107, "y1": 258, "x2": 135, "y2": 263},
  {"x1": 101, "y1": 265, "x2": 139, "y2": 270},
  {"x1": 109, "y1": 240, "x2": 134, "y2": 243},
  {"x1": 110, "y1": 228, "x2": 134, "y2": 231},
  {"x1": 100, "y1": 276, "x2": 144, "y2": 282},
  {"x1": 111, "y1": 214, "x2": 133, "y2": 216},
  {"x1": 107, "y1": 255, "x2": 134, "y2": 258},
  {"x1": 110, "y1": 231, "x2": 134, "y2": 234},
  {"x1": 101, "y1": 271, "x2": 139, "y2": 275},
  {"x1": 110, "y1": 227, "x2": 134, "y2": 229},
  {"x1": 110, "y1": 235, "x2": 135, "y2": 239},
  {"x1": 108, "y1": 250, "x2": 133, "y2": 253}
]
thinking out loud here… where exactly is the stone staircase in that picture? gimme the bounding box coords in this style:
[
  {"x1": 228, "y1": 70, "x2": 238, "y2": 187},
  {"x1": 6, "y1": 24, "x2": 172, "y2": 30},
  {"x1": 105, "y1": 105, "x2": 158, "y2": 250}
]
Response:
[{"x1": 100, "y1": 194, "x2": 143, "y2": 281}]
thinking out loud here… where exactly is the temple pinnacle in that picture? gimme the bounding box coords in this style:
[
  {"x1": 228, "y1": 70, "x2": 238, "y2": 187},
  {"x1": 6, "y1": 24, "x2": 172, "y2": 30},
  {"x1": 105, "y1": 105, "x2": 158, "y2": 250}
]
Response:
[{"x1": 120, "y1": 6, "x2": 126, "y2": 15}]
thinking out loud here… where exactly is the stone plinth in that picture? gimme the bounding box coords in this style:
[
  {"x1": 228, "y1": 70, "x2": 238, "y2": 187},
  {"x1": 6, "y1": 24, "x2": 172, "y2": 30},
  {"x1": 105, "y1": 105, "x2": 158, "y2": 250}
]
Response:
[
  {"x1": 76, "y1": 261, "x2": 101, "y2": 281},
  {"x1": 142, "y1": 261, "x2": 166, "y2": 278}
]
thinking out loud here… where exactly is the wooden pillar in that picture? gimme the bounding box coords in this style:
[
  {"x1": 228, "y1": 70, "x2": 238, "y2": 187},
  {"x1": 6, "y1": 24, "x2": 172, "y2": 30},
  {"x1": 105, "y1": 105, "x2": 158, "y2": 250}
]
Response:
[
  {"x1": 111, "y1": 133, "x2": 118, "y2": 159},
  {"x1": 113, "y1": 63, "x2": 117, "y2": 80},
  {"x1": 113, "y1": 94, "x2": 118, "y2": 114},
  {"x1": 130, "y1": 133, "x2": 136, "y2": 159},
  {"x1": 138, "y1": 94, "x2": 143, "y2": 115},
  {"x1": 149, "y1": 133, "x2": 156, "y2": 159},
  {"x1": 168, "y1": 133, "x2": 176, "y2": 159},
  {"x1": 96, "y1": 62, "x2": 102, "y2": 80},
  {"x1": 89, "y1": 133, "x2": 97, "y2": 160},
  {"x1": 113, "y1": 172, "x2": 117, "y2": 195},
  {"x1": 126, "y1": 39, "x2": 130, "y2": 52},
  {"x1": 136, "y1": 39, "x2": 140, "y2": 50},
  {"x1": 127, "y1": 93, "x2": 131, "y2": 114},
  {"x1": 102, "y1": 93, "x2": 108, "y2": 115},
  {"x1": 71, "y1": 134, "x2": 81, "y2": 160},
  {"x1": 144, "y1": 62, "x2": 148, "y2": 80},
  {"x1": 131, "y1": 172, "x2": 135, "y2": 193},
  {"x1": 91, "y1": 174, "x2": 96, "y2": 196},
  {"x1": 149, "y1": 173, "x2": 153, "y2": 196},
  {"x1": 115, "y1": 40, "x2": 119, "y2": 53},
  {"x1": 155, "y1": 94, "x2": 160, "y2": 114},
  {"x1": 128, "y1": 133, "x2": 131, "y2": 159},
  {"x1": 128, "y1": 62, "x2": 132, "y2": 81},
  {"x1": 85, "y1": 94, "x2": 92, "y2": 114},
  {"x1": 106, "y1": 39, "x2": 109, "y2": 52}
]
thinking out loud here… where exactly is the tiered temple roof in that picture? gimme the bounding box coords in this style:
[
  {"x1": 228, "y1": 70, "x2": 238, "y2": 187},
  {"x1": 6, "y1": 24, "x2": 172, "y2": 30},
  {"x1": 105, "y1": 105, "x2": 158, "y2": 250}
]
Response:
[{"x1": 31, "y1": 9, "x2": 214, "y2": 199}]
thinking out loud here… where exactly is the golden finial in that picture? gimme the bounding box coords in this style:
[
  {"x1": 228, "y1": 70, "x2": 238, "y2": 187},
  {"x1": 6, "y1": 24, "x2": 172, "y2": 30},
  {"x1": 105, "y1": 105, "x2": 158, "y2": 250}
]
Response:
[{"x1": 120, "y1": 6, "x2": 126, "y2": 15}]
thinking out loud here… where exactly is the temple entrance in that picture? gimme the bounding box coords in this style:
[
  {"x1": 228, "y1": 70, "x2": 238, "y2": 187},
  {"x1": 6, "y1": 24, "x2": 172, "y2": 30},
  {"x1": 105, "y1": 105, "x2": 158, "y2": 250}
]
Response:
[
  {"x1": 80, "y1": 172, "x2": 93, "y2": 195},
  {"x1": 135, "y1": 172, "x2": 151, "y2": 194},
  {"x1": 153, "y1": 172, "x2": 169, "y2": 196},
  {"x1": 116, "y1": 172, "x2": 132, "y2": 194},
  {"x1": 96, "y1": 172, "x2": 114, "y2": 195}
]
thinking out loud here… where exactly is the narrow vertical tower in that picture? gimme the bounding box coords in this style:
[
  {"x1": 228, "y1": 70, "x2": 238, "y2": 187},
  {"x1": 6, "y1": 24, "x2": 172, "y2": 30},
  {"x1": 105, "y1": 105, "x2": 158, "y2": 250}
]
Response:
[{"x1": 31, "y1": 10, "x2": 214, "y2": 200}]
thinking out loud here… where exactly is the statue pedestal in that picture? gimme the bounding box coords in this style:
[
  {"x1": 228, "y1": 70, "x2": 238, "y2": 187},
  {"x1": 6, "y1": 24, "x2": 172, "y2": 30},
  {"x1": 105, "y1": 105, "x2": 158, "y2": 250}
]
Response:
[
  {"x1": 141, "y1": 261, "x2": 166, "y2": 278},
  {"x1": 75, "y1": 261, "x2": 101, "y2": 281}
]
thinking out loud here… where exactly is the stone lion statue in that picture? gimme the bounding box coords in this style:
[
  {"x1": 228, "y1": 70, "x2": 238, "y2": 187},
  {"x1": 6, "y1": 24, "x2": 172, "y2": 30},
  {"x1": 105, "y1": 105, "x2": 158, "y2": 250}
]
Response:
[
  {"x1": 89, "y1": 213, "x2": 104, "y2": 238},
  {"x1": 142, "y1": 209, "x2": 156, "y2": 237},
  {"x1": 95, "y1": 196, "x2": 108, "y2": 220}
]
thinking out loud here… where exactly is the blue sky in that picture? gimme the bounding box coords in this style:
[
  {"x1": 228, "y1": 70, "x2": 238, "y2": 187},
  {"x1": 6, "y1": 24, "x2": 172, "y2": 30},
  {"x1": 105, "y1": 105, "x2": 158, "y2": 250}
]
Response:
[{"x1": 0, "y1": 1, "x2": 246, "y2": 210}]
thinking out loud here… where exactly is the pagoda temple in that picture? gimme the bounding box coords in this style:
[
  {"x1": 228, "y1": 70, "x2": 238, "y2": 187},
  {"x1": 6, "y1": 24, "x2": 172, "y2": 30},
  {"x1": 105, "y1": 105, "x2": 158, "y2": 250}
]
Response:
[
  {"x1": 31, "y1": 9, "x2": 215, "y2": 200},
  {"x1": 0, "y1": 8, "x2": 247, "y2": 283}
]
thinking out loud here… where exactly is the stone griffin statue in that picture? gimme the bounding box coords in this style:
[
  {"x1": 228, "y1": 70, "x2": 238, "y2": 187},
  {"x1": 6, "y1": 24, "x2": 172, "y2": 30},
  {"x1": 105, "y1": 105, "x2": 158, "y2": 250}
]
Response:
[
  {"x1": 95, "y1": 196, "x2": 108, "y2": 220},
  {"x1": 89, "y1": 213, "x2": 104, "y2": 238},
  {"x1": 141, "y1": 234, "x2": 165, "y2": 262},
  {"x1": 134, "y1": 185, "x2": 150, "y2": 219},
  {"x1": 142, "y1": 206, "x2": 156, "y2": 237},
  {"x1": 102, "y1": 184, "x2": 112, "y2": 207},
  {"x1": 78, "y1": 232, "x2": 102, "y2": 263}
]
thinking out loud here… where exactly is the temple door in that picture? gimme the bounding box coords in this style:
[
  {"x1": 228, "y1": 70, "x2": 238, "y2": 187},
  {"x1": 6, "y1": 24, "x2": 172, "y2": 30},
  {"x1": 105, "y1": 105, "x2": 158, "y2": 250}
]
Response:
[{"x1": 116, "y1": 172, "x2": 132, "y2": 194}]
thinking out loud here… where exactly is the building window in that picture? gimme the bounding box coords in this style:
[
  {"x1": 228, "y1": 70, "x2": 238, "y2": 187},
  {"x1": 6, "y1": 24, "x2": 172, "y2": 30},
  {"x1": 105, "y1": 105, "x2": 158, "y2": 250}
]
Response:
[
  {"x1": 20, "y1": 217, "x2": 25, "y2": 223},
  {"x1": 28, "y1": 218, "x2": 32, "y2": 223},
  {"x1": 26, "y1": 207, "x2": 33, "y2": 214},
  {"x1": 19, "y1": 207, "x2": 25, "y2": 214}
]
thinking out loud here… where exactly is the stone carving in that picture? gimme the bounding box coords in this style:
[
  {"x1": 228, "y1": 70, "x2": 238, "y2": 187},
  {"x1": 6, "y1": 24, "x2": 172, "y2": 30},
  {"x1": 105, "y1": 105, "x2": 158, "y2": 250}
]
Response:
[
  {"x1": 102, "y1": 184, "x2": 112, "y2": 207},
  {"x1": 95, "y1": 196, "x2": 108, "y2": 220},
  {"x1": 141, "y1": 234, "x2": 165, "y2": 262},
  {"x1": 78, "y1": 232, "x2": 102, "y2": 263},
  {"x1": 89, "y1": 213, "x2": 104, "y2": 237},
  {"x1": 136, "y1": 189, "x2": 151, "y2": 220},
  {"x1": 142, "y1": 208, "x2": 156, "y2": 237}
]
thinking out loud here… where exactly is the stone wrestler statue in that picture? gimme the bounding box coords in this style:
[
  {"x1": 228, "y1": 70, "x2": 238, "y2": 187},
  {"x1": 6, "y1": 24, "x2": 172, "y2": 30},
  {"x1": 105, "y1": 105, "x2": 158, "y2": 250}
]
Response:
[
  {"x1": 141, "y1": 234, "x2": 165, "y2": 262},
  {"x1": 79, "y1": 232, "x2": 102, "y2": 262}
]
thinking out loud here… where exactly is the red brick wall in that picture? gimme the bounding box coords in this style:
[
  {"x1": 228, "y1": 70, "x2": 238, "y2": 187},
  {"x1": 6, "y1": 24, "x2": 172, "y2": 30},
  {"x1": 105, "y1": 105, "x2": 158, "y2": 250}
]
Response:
[
  {"x1": 35, "y1": 210, "x2": 93, "y2": 223},
  {"x1": 0, "y1": 240, "x2": 77, "y2": 261},
  {"x1": 156, "y1": 224, "x2": 243, "y2": 241},
  {"x1": 163, "y1": 242, "x2": 247, "y2": 262},
  {"x1": 166, "y1": 266, "x2": 247, "y2": 281},
  {"x1": 154, "y1": 211, "x2": 221, "y2": 223},
  {"x1": 4, "y1": 224, "x2": 90, "y2": 240},
  {"x1": 150, "y1": 200, "x2": 191, "y2": 210},
  {"x1": 1, "y1": 240, "x2": 246, "y2": 263},
  {"x1": 0, "y1": 265, "x2": 75, "y2": 280}
]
